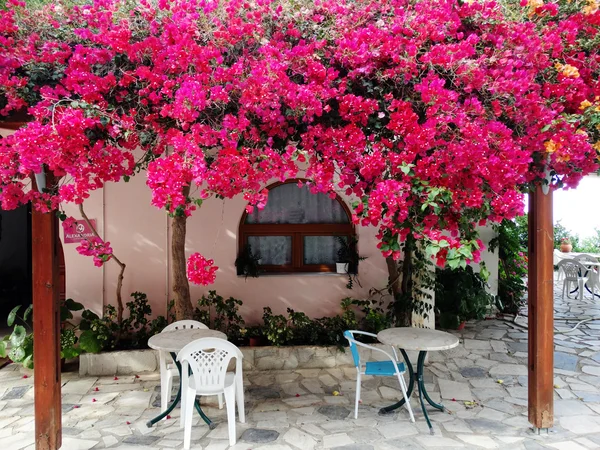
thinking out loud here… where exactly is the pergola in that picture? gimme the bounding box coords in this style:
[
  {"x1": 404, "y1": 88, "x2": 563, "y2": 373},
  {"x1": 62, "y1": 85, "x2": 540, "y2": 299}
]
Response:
[{"x1": 1, "y1": 120, "x2": 555, "y2": 449}]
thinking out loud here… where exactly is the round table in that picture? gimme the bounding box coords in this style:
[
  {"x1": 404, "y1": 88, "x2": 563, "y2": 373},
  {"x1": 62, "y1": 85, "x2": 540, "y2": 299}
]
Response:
[
  {"x1": 147, "y1": 328, "x2": 227, "y2": 429},
  {"x1": 377, "y1": 327, "x2": 459, "y2": 434}
]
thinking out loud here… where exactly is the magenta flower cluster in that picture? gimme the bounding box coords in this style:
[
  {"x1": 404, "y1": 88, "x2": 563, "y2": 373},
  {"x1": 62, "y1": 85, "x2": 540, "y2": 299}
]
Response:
[{"x1": 0, "y1": 0, "x2": 599, "y2": 281}]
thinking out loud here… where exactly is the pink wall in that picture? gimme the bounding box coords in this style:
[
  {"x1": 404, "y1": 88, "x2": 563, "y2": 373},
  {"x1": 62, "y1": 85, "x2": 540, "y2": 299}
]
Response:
[{"x1": 61, "y1": 173, "x2": 392, "y2": 323}]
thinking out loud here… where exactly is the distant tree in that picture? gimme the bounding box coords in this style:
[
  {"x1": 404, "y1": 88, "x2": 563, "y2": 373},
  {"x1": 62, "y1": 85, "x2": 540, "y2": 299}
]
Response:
[{"x1": 576, "y1": 229, "x2": 600, "y2": 253}]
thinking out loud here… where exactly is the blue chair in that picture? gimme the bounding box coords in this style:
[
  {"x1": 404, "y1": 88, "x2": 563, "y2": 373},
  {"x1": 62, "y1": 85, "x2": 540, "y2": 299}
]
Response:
[{"x1": 344, "y1": 330, "x2": 415, "y2": 421}]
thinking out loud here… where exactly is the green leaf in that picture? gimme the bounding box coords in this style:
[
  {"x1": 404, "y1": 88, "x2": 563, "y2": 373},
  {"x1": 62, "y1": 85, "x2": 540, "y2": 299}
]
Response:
[
  {"x1": 8, "y1": 346, "x2": 26, "y2": 362},
  {"x1": 0, "y1": 341, "x2": 6, "y2": 358},
  {"x1": 22, "y1": 354, "x2": 33, "y2": 369},
  {"x1": 81, "y1": 310, "x2": 100, "y2": 321},
  {"x1": 61, "y1": 347, "x2": 81, "y2": 360},
  {"x1": 458, "y1": 247, "x2": 473, "y2": 259},
  {"x1": 65, "y1": 299, "x2": 84, "y2": 311},
  {"x1": 60, "y1": 307, "x2": 73, "y2": 322},
  {"x1": 438, "y1": 240, "x2": 450, "y2": 248},
  {"x1": 425, "y1": 245, "x2": 439, "y2": 258},
  {"x1": 480, "y1": 265, "x2": 491, "y2": 282},
  {"x1": 447, "y1": 258, "x2": 461, "y2": 270},
  {"x1": 23, "y1": 304, "x2": 33, "y2": 322},
  {"x1": 541, "y1": 124, "x2": 552, "y2": 132},
  {"x1": 400, "y1": 165, "x2": 411, "y2": 176},
  {"x1": 7, "y1": 305, "x2": 21, "y2": 327},
  {"x1": 10, "y1": 325, "x2": 27, "y2": 347},
  {"x1": 79, "y1": 330, "x2": 102, "y2": 353}
]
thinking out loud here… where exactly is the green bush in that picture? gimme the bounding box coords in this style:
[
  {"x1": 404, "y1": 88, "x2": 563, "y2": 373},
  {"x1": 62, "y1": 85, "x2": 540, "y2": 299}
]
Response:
[
  {"x1": 489, "y1": 219, "x2": 528, "y2": 314},
  {"x1": 435, "y1": 265, "x2": 494, "y2": 327},
  {"x1": 194, "y1": 291, "x2": 245, "y2": 343}
]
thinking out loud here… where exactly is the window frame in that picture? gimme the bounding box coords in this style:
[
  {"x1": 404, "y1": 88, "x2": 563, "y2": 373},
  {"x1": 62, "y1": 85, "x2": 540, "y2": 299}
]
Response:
[{"x1": 238, "y1": 179, "x2": 356, "y2": 274}]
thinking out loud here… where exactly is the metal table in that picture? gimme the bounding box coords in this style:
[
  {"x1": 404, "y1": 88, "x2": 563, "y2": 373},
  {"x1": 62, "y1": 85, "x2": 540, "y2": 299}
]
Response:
[
  {"x1": 147, "y1": 328, "x2": 227, "y2": 429},
  {"x1": 377, "y1": 327, "x2": 459, "y2": 434}
]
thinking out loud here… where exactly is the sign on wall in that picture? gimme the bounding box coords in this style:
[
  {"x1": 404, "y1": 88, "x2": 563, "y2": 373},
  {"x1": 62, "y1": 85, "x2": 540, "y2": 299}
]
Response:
[{"x1": 63, "y1": 219, "x2": 97, "y2": 244}]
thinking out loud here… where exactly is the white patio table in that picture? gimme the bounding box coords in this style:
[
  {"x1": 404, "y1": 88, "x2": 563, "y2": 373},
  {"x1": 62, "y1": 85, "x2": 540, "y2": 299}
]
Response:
[
  {"x1": 377, "y1": 327, "x2": 459, "y2": 435},
  {"x1": 147, "y1": 328, "x2": 227, "y2": 429}
]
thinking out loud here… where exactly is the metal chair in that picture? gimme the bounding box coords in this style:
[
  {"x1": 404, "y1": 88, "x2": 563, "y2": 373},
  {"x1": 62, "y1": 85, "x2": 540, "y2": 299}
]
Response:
[
  {"x1": 343, "y1": 330, "x2": 414, "y2": 421},
  {"x1": 177, "y1": 338, "x2": 245, "y2": 449},
  {"x1": 557, "y1": 259, "x2": 589, "y2": 300},
  {"x1": 159, "y1": 320, "x2": 222, "y2": 415}
]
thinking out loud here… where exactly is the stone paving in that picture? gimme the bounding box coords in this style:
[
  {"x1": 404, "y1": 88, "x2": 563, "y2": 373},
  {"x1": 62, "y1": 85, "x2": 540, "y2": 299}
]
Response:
[{"x1": 2, "y1": 285, "x2": 600, "y2": 449}]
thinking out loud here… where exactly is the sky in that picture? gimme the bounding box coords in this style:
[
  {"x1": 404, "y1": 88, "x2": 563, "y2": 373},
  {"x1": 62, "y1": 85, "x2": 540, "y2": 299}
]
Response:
[{"x1": 553, "y1": 174, "x2": 600, "y2": 238}]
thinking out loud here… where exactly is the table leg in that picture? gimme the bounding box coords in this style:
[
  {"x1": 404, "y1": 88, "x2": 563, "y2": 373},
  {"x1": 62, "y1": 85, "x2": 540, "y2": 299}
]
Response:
[
  {"x1": 416, "y1": 351, "x2": 443, "y2": 435},
  {"x1": 584, "y1": 270, "x2": 600, "y2": 298},
  {"x1": 146, "y1": 383, "x2": 181, "y2": 427},
  {"x1": 146, "y1": 353, "x2": 213, "y2": 428},
  {"x1": 417, "y1": 351, "x2": 444, "y2": 412},
  {"x1": 379, "y1": 350, "x2": 445, "y2": 435}
]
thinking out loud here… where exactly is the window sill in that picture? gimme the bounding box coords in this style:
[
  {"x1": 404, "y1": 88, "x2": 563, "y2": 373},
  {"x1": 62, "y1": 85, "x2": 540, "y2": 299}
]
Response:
[{"x1": 237, "y1": 272, "x2": 354, "y2": 278}]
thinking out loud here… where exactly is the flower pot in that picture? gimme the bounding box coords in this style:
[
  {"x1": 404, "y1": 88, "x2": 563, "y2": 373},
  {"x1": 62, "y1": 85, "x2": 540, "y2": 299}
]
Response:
[
  {"x1": 560, "y1": 243, "x2": 572, "y2": 253},
  {"x1": 457, "y1": 321, "x2": 466, "y2": 331},
  {"x1": 336, "y1": 263, "x2": 349, "y2": 274},
  {"x1": 439, "y1": 312, "x2": 461, "y2": 330},
  {"x1": 249, "y1": 337, "x2": 262, "y2": 347}
]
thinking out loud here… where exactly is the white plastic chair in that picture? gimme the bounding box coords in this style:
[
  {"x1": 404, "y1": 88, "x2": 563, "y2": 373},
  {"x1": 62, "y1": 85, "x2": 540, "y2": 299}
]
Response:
[
  {"x1": 177, "y1": 338, "x2": 245, "y2": 449},
  {"x1": 159, "y1": 320, "x2": 224, "y2": 415},
  {"x1": 343, "y1": 330, "x2": 414, "y2": 422},
  {"x1": 557, "y1": 259, "x2": 590, "y2": 300},
  {"x1": 574, "y1": 254, "x2": 600, "y2": 297},
  {"x1": 554, "y1": 249, "x2": 570, "y2": 282}
]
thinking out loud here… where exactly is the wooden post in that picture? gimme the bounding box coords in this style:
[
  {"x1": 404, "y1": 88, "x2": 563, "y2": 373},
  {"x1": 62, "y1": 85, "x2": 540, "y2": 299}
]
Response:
[
  {"x1": 528, "y1": 185, "x2": 554, "y2": 430},
  {"x1": 32, "y1": 204, "x2": 62, "y2": 449}
]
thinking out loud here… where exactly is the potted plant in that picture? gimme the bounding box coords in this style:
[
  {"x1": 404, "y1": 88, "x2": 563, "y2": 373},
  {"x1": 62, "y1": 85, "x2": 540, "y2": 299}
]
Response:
[
  {"x1": 560, "y1": 237, "x2": 573, "y2": 253},
  {"x1": 245, "y1": 326, "x2": 264, "y2": 347},
  {"x1": 335, "y1": 236, "x2": 366, "y2": 288},
  {"x1": 336, "y1": 237, "x2": 354, "y2": 274},
  {"x1": 235, "y1": 244, "x2": 262, "y2": 279}
]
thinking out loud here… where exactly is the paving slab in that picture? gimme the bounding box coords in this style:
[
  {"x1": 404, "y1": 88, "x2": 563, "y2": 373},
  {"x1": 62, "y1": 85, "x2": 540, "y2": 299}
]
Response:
[{"x1": 438, "y1": 379, "x2": 473, "y2": 401}]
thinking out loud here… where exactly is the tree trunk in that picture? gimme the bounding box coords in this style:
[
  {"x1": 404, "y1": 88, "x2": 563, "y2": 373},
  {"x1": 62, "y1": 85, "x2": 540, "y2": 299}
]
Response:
[
  {"x1": 172, "y1": 186, "x2": 194, "y2": 320},
  {"x1": 386, "y1": 234, "x2": 415, "y2": 327}
]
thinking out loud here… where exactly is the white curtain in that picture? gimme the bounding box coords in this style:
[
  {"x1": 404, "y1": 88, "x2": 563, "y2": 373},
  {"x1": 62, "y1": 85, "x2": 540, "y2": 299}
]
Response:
[
  {"x1": 303, "y1": 236, "x2": 345, "y2": 265},
  {"x1": 247, "y1": 236, "x2": 292, "y2": 265},
  {"x1": 246, "y1": 184, "x2": 349, "y2": 224}
]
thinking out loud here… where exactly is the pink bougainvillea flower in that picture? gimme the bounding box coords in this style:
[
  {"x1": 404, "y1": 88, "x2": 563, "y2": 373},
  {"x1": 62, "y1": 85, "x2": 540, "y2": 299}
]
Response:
[{"x1": 187, "y1": 253, "x2": 218, "y2": 286}]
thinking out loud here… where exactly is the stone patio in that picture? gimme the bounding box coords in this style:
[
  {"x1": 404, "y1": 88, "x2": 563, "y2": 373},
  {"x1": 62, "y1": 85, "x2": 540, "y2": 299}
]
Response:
[{"x1": 2, "y1": 285, "x2": 600, "y2": 449}]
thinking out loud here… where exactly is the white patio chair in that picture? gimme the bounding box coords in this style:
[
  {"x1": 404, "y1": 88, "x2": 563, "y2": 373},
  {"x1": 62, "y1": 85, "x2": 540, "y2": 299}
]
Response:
[
  {"x1": 343, "y1": 330, "x2": 414, "y2": 422},
  {"x1": 159, "y1": 320, "x2": 225, "y2": 414},
  {"x1": 554, "y1": 249, "x2": 570, "y2": 282},
  {"x1": 177, "y1": 338, "x2": 245, "y2": 449},
  {"x1": 557, "y1": 259, "x2": 590, "y2": 300},
  {"x1": 574, "y1": 254, "x2": 600, "y2": 297}
]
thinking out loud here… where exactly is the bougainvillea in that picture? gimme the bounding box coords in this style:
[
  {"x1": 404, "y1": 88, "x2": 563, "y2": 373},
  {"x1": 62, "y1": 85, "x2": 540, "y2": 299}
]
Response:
[
  {"x1": 75, "y1": 237, "x2": 114, "y2": 268},
  {"x1": 0, "y1": 0, "x2": 599, "y2": 318},
  {"x1": 187, "y1": 253, "x2": 219, "y2": 286}
]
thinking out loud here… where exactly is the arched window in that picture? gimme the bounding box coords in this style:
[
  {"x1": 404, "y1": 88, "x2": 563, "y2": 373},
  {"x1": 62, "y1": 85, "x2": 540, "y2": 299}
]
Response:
[{"x1": 238, "y1": 180, "x2": 355, "y2": 273}]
